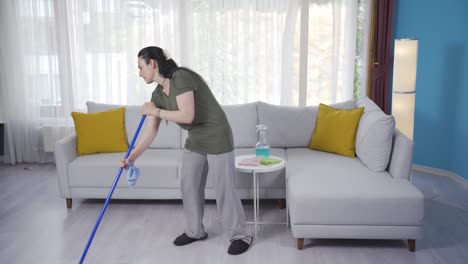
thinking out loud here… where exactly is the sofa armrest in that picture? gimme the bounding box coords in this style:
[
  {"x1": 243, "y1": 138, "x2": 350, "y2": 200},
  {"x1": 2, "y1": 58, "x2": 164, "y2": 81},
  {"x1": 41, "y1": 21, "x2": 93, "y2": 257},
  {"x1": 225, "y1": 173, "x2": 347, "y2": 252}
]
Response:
[
  {"x1": 388, "y1": 129, "x2": 414, "y2": 181},
  {"x1": 54, "y1": 134, "x2": 77, "y2": 197}
]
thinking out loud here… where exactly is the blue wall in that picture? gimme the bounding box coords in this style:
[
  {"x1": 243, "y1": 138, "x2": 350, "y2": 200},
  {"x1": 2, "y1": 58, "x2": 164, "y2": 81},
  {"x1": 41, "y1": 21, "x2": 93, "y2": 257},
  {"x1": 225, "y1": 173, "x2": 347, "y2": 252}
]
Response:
[
  {"x1": 452, "y1": 4, "x2": 468, "y2": 180},
  {"x1": 393, "y1": 0, "x2": 468, "y2": 179}
]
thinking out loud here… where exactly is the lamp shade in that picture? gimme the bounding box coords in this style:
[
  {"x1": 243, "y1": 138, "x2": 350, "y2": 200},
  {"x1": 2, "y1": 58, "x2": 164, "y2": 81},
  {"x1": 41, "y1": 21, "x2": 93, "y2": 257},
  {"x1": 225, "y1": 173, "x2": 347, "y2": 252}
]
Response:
[{"x1": 392, "y1": 39, "x2": 418, "y2": 140}]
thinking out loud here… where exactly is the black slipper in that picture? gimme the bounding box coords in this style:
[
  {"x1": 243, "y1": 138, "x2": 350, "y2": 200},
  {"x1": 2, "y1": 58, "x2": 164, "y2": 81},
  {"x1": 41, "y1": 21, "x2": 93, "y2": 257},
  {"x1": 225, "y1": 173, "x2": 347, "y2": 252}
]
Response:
[
  {"x1": 228, "y1": 236, "x2": 253, "y2": 255},
  {"x1": 173, "y1": 232, "x2": 208, "y2": 246}
]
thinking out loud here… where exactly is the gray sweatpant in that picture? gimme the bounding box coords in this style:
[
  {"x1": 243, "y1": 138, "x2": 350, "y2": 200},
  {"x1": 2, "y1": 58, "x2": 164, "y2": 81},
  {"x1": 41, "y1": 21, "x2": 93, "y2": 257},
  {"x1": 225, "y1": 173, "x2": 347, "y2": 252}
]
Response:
[{"x1": 181, "y1": 150, "x2": 249, "y2": 241}]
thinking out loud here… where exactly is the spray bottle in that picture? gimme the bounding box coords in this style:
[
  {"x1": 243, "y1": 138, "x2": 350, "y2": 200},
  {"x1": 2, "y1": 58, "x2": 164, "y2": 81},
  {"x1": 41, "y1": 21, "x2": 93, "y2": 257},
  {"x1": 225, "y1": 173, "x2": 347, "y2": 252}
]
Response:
[{"x1": 256, "y1": 124, "x2": 270, "y2": 157}]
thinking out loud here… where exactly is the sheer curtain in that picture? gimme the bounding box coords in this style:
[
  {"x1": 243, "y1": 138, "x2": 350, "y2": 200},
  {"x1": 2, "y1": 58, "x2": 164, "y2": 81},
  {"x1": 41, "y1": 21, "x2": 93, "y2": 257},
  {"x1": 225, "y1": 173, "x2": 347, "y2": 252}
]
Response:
[
  {"x1": 0, "y1": 0, "x2": 182, "y2": 163},
  {"x1": 57, "y1": 0, "x2": 182, "y2": 108},
  {"x1": 186, "y1": 0, "x2": 300, "y2": 105},
  {"x1": 306, "y1": 0, "x2": 358, "y2": 106},
  {"x1": 0, "y1": 0, "x2": 57, "y2": 163},
  {"x1": 0, "y1": 0, "x2": 367, "y2": 164}
]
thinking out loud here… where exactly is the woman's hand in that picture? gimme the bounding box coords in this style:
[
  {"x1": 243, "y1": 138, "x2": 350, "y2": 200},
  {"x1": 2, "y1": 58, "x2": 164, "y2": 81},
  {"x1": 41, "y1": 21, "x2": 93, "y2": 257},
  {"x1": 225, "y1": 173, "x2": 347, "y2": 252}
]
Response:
[
  {"x1": 141, "y1": 102, "x2": 158, "y2": 117},
  {"x1": 119, "y1": 156, "x2": 134, "y2": 170}
]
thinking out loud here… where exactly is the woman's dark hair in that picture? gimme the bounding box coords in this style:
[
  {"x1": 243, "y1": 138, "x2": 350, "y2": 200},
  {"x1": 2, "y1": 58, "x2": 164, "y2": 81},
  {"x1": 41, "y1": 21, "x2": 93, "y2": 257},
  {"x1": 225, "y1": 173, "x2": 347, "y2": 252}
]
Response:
[{"x1": 137, "y1": 46, "x2": 178, "y2": 78}]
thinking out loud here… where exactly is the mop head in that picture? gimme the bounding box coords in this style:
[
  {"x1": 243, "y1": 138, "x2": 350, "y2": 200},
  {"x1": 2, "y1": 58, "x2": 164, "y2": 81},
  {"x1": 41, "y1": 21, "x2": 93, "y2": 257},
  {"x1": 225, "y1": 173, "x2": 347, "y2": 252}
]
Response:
[{"x1": 126, "y1": 163, "x2": 140, "y2": 188}]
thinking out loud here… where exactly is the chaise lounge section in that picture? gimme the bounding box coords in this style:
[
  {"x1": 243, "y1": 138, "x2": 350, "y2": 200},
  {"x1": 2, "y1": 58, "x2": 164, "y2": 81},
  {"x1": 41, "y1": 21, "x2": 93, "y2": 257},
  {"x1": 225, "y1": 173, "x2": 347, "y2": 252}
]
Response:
[{"x1": 286, "y1": 138, "x2": 424, "y2": 252}]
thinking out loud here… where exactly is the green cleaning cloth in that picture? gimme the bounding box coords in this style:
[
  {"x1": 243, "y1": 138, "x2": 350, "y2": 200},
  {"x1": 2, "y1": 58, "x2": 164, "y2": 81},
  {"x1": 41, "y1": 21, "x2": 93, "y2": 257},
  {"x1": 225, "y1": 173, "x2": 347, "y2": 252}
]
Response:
[{"x1": 261, "y1": 157, "x2": 281, "y2": 165}]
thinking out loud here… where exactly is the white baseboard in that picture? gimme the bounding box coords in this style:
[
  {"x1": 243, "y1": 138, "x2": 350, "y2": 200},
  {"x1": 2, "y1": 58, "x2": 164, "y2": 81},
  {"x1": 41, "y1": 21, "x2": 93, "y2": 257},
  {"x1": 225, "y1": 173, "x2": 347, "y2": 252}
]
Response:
[{"x1": 412, "y1": 164, "x2": 468, "y2": 189}]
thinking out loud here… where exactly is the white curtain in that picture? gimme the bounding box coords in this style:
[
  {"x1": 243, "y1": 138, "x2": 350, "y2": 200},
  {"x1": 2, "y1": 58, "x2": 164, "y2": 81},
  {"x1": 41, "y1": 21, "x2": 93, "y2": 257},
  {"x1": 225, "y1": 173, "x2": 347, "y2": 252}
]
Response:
[
  {"x1": 306, "y1": 0, "x2": 358, "y2": 105},
  {"x1": 0, "y1": 0, "x2": 368, "y2": 163},
  {"x1": 0, "y1": 0, "x2": 57, "y2": 163},
  {"x1": 56, "y1": 0, "x2": 183, "y2": 108},
  {"x1": 186, "y1": 0, "x2": 300, "y2": 105}
]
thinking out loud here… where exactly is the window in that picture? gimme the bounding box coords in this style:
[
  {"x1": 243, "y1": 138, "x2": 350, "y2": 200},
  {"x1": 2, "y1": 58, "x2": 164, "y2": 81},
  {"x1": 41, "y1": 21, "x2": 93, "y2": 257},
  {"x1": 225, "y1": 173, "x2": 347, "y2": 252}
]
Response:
[{"x1": 18, "y1": 0, "x2": 371, "y2": 119}]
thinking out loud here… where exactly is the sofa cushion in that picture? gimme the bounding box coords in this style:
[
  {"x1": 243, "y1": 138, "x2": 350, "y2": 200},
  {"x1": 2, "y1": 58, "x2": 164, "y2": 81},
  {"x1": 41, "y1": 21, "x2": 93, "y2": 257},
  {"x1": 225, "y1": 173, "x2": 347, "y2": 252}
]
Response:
[
  {"x1": 355, "y1": 97, "x2": 396, "y2": 171},
  {"x1": 68, "y1": 149, "x2": 183, "y2": 188},
  {"x1": 286, "y1": 148, "x2": 424, "y2": 226},
  {"x1": 308, "y1": 104, "x2": 364, "y2": 157},
  {"x1": 87, "y1": 102, "x2": 181, "y2": 149},
  {"x1": 222, "y1": 103, "x2": 258, "y2": 147},
  {"x1": 257, "y1": 100, "x2": 356, "y2": 148},
  {"x1": 71, "y1": 108, "x2": 128, "y2": 155}
]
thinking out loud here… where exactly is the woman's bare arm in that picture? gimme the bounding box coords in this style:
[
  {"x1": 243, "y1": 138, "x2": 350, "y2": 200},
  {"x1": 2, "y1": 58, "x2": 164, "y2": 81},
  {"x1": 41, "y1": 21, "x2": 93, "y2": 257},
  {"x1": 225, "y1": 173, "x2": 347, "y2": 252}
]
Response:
[
  {"x1": 141, "y1": 91, "x2": 195, "y2": 124},
  {"x1": 120, "y1": 115, "x2": 161, "y2": 168}
]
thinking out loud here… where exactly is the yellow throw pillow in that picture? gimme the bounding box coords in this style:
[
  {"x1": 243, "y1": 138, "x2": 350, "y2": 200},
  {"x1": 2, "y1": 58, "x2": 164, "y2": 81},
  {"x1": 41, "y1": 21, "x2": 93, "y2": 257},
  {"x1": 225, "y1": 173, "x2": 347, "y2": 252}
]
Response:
[
  {"x1": 308, "y1": 104, "x2": 364, "y2": 157},
  {"x1": 71, "y1": 107, "x2": 128, "y2": 156}
]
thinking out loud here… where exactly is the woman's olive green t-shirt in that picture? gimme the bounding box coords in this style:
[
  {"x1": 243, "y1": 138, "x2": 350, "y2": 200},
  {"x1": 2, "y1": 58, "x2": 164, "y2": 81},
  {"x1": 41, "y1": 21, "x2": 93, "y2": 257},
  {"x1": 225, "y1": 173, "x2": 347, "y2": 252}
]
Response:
[{"x1": 151, "y1": 69, "x2": 234, "y2": 155}]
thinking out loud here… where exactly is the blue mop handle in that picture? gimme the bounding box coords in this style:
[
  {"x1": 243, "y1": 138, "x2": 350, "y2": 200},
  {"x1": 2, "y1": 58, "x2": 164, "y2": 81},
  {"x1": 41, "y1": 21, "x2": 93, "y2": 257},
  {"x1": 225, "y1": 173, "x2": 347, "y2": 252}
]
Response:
[{"x1": 79, "y1": 115, "x2": 147, "y2": 264}]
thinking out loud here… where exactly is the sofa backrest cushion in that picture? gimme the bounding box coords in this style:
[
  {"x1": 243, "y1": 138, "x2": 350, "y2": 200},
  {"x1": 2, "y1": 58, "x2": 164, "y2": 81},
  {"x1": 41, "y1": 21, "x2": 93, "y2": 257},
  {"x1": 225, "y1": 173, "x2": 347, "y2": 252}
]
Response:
[
  {"x1": 257, "y1": 100, "x2": 356, "y2": 148},
  {"x1": 222, "y1": 103, "x2": 258, "y2": 147},
  {"x1": 86, "y1": 102, "x2": 181, "y2": 149},
  {"x1": 355, "y1": 96, "x2": 395, "y2": 171}
]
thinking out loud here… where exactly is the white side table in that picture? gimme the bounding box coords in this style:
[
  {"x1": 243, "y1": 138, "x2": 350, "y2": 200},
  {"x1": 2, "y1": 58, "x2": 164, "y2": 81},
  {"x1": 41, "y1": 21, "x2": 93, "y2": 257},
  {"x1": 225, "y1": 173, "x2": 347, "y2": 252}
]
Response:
[{"x1": 235, "y1": 154, "x2": 287, "y2": 238}]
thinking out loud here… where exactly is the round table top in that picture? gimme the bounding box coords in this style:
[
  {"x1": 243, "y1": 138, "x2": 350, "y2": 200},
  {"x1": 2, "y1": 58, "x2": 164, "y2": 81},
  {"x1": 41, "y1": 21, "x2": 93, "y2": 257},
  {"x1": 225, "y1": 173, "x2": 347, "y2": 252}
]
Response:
[{"x1": 235, "y1": 154, "x2": 287, "y2": 173}]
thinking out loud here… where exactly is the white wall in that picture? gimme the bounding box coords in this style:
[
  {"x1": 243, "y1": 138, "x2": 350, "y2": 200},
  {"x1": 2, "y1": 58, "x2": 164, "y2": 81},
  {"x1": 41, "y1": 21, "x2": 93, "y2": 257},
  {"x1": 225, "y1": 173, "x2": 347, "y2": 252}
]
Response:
[
  {"x1": 0, "y1": 105, "x2": 4, "y2": 159},
  {"x1": 0, "y1": 106, "x2": 4, "y2": 123}
]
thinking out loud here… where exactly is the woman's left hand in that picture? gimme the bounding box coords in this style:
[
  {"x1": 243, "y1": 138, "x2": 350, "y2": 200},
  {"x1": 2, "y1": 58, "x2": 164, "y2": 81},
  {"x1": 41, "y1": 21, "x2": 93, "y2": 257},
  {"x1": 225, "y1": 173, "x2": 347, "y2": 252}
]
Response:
[{"x1": 141, "y1": 102, "x2": 158, "y2": 117}]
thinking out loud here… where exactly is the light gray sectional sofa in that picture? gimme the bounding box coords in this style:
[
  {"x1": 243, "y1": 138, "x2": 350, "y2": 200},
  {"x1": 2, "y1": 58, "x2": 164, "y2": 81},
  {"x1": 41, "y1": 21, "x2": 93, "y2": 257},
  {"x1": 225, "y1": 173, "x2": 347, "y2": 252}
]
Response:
[{"x1": 55, "y1": 96, "x2": 424, "y2": 252}]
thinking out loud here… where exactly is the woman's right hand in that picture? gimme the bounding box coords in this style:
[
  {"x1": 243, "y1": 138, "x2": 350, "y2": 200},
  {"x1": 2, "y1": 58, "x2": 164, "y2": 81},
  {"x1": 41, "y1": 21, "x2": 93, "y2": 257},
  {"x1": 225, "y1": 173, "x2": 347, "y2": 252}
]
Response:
[{"x1": 119, "y1": 157, "x2": 133, "y2": 170}]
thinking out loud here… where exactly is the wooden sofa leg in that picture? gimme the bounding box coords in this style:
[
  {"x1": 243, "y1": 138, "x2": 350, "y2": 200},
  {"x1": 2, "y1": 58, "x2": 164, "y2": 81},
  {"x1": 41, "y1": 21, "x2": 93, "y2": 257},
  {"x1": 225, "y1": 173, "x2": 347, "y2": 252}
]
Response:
[
  {"x1": 297, "y1": 238, "x2": 304, "y2": 250},
  {"x1": 66, "y1": 198, "x2": 72, "y2": 209},
  {"x1": 276, "y1": 199, "x2": 286, "y2": 209},
  {"x1": 407, "y1": 239, "x2": 415, "y2": 252}
]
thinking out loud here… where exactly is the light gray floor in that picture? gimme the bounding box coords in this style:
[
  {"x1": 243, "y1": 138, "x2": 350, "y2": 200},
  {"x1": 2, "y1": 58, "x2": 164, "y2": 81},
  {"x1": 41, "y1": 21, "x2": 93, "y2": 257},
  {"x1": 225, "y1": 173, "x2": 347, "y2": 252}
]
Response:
[{"x1": 0, "y1": 164, "x2": 467, "y2": 264}]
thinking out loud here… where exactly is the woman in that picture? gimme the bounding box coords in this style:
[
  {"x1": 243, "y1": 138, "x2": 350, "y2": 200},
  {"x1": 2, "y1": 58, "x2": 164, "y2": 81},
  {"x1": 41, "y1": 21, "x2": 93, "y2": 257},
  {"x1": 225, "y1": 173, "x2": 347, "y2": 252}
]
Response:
[{"x1": 120, "y1": 46, "x2": 252, "y2": 255}]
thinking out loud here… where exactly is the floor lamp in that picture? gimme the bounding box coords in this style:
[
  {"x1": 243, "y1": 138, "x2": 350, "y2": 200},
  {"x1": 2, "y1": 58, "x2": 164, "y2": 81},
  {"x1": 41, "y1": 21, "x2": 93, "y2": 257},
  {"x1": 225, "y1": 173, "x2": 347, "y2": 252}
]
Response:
[{"x1": 392, "y1": 39, "x2": 418, "y2": 141}]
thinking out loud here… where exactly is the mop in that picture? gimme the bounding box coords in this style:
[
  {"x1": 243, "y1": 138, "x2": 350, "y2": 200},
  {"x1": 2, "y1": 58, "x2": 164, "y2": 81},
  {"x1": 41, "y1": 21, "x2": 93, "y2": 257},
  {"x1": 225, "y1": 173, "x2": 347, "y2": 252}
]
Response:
[{"x1": 79, "y1": 115, "x2": 147, "y2": 264}]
